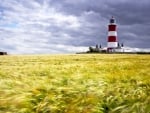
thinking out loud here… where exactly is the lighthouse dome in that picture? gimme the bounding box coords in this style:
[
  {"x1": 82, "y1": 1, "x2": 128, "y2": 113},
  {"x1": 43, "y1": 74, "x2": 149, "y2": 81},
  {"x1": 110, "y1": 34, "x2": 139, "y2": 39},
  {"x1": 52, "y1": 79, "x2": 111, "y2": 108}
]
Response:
[{"x1": 110, "y1": 17, "x2": 116, "y2": 24}]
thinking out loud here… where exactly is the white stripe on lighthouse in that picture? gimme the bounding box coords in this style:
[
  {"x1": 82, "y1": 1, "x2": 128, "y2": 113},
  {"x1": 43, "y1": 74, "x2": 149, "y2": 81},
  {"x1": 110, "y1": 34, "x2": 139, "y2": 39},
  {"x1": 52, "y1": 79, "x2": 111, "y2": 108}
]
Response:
[
  {"x1": 107, "y1": 42, "x2": 118, "y2": 48},
  {"x1": 108, "y1": 31, "x2": 117, "y2": 36}
]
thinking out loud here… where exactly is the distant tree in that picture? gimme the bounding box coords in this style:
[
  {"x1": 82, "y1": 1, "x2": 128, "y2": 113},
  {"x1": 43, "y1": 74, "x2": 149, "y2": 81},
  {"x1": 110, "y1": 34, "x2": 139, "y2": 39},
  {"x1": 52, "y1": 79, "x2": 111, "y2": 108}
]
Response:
[
  {"x1": 117, "y1": 42, "x2": 120, "y2": 47},
  {"x1": 0, "y1": 52, "x2": 7, "y2": 55},
  {"x1": 96, "y1": 44, "x2": 98, "y2": 49},
  {"x1": 99, "y1": 44, "x2": 102, "y2": 48},
  {"x1": 121, "y1": 43, "x2": 124, "y2": 47},
  {"x1": 89, "y1": 46, "x2": 94, "y2": 52}
]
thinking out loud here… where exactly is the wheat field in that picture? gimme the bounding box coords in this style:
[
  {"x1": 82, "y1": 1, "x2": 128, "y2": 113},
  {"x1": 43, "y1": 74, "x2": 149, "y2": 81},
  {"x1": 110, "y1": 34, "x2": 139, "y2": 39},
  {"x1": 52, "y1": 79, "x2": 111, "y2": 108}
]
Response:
[{"x1": 0, "y1": 54, "x2": 150, "y2": 113}]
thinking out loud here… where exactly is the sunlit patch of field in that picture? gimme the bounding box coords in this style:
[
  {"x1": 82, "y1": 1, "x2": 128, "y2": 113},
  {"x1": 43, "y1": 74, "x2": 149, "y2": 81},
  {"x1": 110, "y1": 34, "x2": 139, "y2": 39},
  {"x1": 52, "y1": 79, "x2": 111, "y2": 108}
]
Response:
[{"x1": 0, "y1": 54, "x2": 150, "y2": 113}]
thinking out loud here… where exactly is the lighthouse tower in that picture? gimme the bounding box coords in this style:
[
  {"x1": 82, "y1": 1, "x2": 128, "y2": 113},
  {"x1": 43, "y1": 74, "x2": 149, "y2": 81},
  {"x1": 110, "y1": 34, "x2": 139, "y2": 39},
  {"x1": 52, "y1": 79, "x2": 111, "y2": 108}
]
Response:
[{"x1": 107, "y1": 16, "x2": 118, "y2": 52}]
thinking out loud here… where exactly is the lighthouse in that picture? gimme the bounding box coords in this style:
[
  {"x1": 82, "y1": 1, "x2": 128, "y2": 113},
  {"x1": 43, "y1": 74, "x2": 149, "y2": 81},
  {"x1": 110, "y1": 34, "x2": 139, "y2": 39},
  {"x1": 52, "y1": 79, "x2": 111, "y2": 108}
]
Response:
[{"x1": 107, "y1": 16, "x2": 118, "y2": 52}]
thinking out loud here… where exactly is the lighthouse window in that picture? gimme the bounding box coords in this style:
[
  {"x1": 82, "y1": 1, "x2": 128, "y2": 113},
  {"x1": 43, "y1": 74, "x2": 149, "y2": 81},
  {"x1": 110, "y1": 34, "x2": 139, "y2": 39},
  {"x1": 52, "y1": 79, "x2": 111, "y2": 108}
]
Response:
[{"x1": 110, "y1": 19, "x2": 115, "y2": 23}]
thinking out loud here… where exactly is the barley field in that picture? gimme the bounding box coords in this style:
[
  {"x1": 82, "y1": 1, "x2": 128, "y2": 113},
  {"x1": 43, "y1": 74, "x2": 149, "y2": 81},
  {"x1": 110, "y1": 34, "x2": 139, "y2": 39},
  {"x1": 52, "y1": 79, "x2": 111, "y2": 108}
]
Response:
[{"x1": 0, "y1": 54, "x2": 150, "y2": 113}]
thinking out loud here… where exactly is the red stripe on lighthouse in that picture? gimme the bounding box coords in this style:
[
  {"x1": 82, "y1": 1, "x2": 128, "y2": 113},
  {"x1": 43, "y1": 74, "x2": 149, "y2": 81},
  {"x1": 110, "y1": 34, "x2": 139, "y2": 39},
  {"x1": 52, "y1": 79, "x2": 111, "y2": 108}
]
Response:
[
  {"x1": 108, "y1": 36, "x2": 117, "y2": 42},
  {"x1": 108, "y1": 25, "x2": 116, "y2": 31}
]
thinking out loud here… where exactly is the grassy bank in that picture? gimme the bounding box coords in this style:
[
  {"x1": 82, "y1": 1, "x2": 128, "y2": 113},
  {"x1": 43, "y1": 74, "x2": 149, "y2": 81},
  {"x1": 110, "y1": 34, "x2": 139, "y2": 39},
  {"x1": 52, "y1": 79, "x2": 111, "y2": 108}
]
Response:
[{"x1": 0, "y1": 54, "x2": 150, "y2": 113}]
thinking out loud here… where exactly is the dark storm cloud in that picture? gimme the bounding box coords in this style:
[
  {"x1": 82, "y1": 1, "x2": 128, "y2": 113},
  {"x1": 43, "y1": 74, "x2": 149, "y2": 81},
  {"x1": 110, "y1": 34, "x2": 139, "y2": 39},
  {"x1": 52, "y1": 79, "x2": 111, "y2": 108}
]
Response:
[{"x1": 56, "y1": 0, "x2": 150, "y2": 48}]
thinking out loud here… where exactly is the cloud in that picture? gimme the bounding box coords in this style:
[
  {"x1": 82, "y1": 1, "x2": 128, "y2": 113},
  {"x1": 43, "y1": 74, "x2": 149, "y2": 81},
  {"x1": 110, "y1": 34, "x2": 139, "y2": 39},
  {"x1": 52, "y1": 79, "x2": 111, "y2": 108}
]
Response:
[
  {"x1": 0, "y1": 0, "x2": 84, "y2": 54},
  {"x1": 0, "y1": 0, "x2": 150, "y2": 54}
]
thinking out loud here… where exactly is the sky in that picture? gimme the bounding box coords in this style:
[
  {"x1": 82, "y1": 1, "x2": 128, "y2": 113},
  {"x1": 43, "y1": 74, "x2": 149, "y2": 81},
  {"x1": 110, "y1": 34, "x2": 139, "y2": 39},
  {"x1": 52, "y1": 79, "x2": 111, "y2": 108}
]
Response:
[{"x1": 0, "y1": 0, "x2": 150, "y2": 54}]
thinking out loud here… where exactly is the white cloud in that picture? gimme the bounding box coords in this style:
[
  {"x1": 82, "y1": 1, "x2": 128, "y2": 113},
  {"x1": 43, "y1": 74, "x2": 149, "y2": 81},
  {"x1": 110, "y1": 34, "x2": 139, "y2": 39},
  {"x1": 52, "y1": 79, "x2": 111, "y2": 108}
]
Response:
[
  {"x1": 123, "y1": 47, "x2": 150, "y2": 52},
  {"x1": 0, "y1": 0, "x2": 83, "y2": 54}
]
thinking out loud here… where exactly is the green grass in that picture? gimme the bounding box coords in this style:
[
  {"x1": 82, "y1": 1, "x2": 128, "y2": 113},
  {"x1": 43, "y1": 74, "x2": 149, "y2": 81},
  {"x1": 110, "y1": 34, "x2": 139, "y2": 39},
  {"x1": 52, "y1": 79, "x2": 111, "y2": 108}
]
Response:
[{"x1": 0, "y1": 54, "x2": 150, "y2": 113}]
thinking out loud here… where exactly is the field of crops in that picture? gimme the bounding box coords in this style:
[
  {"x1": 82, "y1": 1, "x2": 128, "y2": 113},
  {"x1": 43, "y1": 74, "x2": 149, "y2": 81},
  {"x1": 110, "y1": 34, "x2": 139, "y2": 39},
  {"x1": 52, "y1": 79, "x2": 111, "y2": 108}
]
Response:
[{"x1": 0, "y1": 54, "x2": 150, "y2": 113}]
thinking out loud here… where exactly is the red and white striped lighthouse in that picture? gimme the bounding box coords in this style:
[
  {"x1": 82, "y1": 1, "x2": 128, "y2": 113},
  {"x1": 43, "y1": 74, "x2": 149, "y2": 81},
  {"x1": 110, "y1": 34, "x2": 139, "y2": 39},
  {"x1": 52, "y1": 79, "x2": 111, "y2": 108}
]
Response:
[{"x1": 107, "y1": 16, "x2": 118, "y2": 52}]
